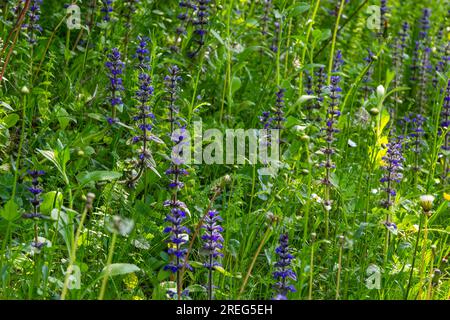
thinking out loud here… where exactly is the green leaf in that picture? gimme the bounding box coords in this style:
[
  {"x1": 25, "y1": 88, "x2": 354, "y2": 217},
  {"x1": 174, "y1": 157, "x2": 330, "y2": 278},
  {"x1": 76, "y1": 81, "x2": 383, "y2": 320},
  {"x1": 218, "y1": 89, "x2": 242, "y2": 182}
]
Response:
[
  {"x1": 228, "y1": 239, "x2": 240, "y2": 258},
  {"x1": 3, "y1": 114, "x2": 19, "y2": 128},
  {"x1": 297, "y1": 95, "x2": 316, "y2": 104},
  {"x1": 100, "y1": 263, "x2": 140, "y2": 277},
  {"x1": 0, "y1": 101, "x2": 14, "y2": 111},
  {"x1": 87, "y1": 113, "x2": 105, "y2": 121},
  {"x1": 189, "y1": 261, "x2": 204, "y2": 268},
  {"x1": 0, "y1": 199, "x2": 20, "y2": 221},
  {"x1": 40, "y1": 191, "x2": 63, "y2": 215},
  {"x1": 186, "y1": 284, "x2": 207, "y2": 293},
  {"x1": 289, "y1": 3, "x2": 310, "y2": 16},
  {"x1": 55, "y1": 107, "x2": 71, "y2": 130},
  {"x1": 379, "y1": 109, "x2": 390, "y2": 135},
  {"x1": 231, "y1": 76, "x2": 242, "y2": 96},
  {"x1": 214, "y1": 266, "x2": 241, "y2": 278},
  {"x1": 210, "y1": 29, "x2": 224, "y2": 46},
  {"x1": 77, "y1": 171, "x2": 122, "y2": 186},
  {"x1": 37, "y1": 149, "x2": 69, "y2": 185},
  {"x1": 157, "y1": 268, "x2": 171, "y2": 281}
]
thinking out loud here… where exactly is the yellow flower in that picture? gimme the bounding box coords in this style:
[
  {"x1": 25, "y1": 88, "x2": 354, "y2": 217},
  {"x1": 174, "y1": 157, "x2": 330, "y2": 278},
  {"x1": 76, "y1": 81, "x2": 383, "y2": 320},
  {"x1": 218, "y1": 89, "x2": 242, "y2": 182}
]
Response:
[
  {"x1": 123, "y1": 273, "x2": 138, "y2": 290},
  {"x1": 444, "y1": 193, "x2": 450, "y2": 201},
  {"x1": 132, "y1": 295, "x2": 143, "y2": 300}
]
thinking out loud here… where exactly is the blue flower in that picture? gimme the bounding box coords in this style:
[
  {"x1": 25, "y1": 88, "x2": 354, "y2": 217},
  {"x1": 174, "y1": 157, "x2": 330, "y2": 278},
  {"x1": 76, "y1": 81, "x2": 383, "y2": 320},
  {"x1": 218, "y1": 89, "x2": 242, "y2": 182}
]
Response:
[
  {"x1": 362, "y1": 49, "x2": 375, "y2": 99},
  {"x1": 135, "y1": 36, "x2": 150, "y2": 70},
  {"x1": 419, "y1": 8, "x2": 431, "y2": 41},
  {"x1": 163, "y1": 65, "x2": 190, "y2": 298},
  {"x1": 21, "y1": 0, "x2": 43, "y2": 44},
  {"x1": 320, "y1": 74, "x2": 342, "y2": 186},
  {"x1": 202, "y1": 210, "x2": 224, "y2": 269},
  {"x1": 128, "y1": 37, "x2": 160, "y2": 181},
  {"x1": 101, "y1": 0, "x2": 114, "y2": 22},
  {"x1": 270, "y1": 21, "x2": 280, "y2": 53},
  {"x1": 105, "y1": 48, "x2": 125, "y2": 121},
  {"x1": 23, "y1": 169, "x2": 46, "y2": 248},
  {"x1": 332, "y1": 50, "x2": 344, "y2": 72},
  {"x1": 380, "y1": 139, "x2": 404, "y2": 208},
  {"x1": 272, "y1": 233, "x2": 296, "y2": 300}
]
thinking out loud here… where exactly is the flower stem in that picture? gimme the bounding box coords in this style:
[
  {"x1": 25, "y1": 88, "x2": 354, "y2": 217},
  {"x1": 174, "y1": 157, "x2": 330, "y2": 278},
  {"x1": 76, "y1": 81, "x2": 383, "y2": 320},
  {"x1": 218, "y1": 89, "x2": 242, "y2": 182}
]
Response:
[
  {"x1": 61, "y1": 206, "x2": 89, "y2": 300},
  {"x1": 327, "y1": 0, "x2": 346, "y2": 85},
  {"x1": 308, "y1": 237, "x2": 315, "y2": 300},
  {"x1": 405, "y1": 213, "x2": 424, "y2": 299},
  {"x1": 98, "y1": 232, "x2": 117, "y2": 300}
]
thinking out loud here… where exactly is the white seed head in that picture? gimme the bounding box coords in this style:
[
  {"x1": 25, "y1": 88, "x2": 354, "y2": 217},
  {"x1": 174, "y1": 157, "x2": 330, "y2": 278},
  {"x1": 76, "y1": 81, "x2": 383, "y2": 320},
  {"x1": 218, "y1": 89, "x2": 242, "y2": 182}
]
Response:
[{"x1": 419, "y1": 195, "x2": 435, "y2": 212}]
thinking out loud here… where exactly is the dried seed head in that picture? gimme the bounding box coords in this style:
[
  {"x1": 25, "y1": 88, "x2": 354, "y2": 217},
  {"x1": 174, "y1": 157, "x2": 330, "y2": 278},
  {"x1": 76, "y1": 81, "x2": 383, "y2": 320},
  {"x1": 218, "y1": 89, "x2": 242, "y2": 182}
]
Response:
[
  {"x1": 419, "y1": 195, "x2": 435, "y2": 214},
  {"x1": 85, "y1": 192, "x2": 96, "y2": 211}
]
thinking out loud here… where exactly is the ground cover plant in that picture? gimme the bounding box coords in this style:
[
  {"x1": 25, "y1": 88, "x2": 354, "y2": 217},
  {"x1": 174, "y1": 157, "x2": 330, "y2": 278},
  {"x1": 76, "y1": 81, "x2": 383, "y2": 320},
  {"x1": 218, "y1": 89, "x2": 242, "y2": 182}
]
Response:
[{"x1": 0, "y1": 0, "x2": 449, "y2": 300}]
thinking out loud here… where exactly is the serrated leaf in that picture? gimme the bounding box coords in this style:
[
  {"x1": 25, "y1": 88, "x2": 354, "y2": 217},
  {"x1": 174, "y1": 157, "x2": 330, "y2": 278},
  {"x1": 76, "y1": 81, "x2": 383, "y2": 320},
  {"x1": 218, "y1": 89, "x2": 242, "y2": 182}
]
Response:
[
  {"x1": 100, "y1": 263, "x2": 140, "y2": 277},
  {"x1": 0, "y1": 199, "x2": 20, "y2": 221}
]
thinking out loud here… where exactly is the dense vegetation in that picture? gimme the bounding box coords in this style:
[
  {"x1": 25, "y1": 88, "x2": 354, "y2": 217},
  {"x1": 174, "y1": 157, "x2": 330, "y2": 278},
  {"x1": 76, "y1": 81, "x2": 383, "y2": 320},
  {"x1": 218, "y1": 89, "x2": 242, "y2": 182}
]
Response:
[{"x1": 0, "y1": 0, "x2": 449, "y2": 300}]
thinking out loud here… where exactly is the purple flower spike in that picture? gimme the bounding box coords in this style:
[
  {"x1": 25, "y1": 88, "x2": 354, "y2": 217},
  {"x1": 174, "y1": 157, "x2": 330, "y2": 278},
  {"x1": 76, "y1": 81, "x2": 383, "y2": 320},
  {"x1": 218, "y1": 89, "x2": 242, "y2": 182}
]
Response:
[
  {"x1": 380, "y1": 139, "x2": 404, "y2": 209},
  {"x1": 272, "y1": 233, "x2": 296, "y2": 300}
]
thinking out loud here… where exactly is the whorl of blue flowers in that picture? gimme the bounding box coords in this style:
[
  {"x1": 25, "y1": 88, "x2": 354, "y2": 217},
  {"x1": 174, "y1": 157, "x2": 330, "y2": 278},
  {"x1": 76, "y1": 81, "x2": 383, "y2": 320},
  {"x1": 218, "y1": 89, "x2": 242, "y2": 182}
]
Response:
[
  {"x1": 314, "y1": 66, "x2": 326, "y2": 112},
  {"x1": 419, "y1": 8, "x2": 431, "y2": 41},
  {"x1": 259, "y1": 88, "x2": 286, "y2": 146},
  {"x1": 122, "y1": 0, "x2": 140, "y2": 27},
  {"x1": 101, "y1": 0, "x2": 114, "y2": 22},
  {"x1": 193, "y1": 0, "x2": 210, "y2": 43},
  {"x1": 362, "y1": 49, "x2": 375, "y2": 99},
  {"x1": 272, "y1": 88, "x2": 286, "y2": 130},
  {"x1": 410, "y1": 41, "x2": 421, "y2": 82},
  {"x1": 202, "y1": 210, "x2": 224, "y2": 269},
  {"x1": 177, "y1": 0, "x2": 197, "y2": 35},
  {"x1": 405, "y1": 113, "x2": 426, "y2": 154},
  {"x1": 261, "y1": 0, "x2": 273, "y2": 36},
  {"x1": 393, "y1": 22, "x2": 409, "y2": 97},
  {"x1": 23, "y1": 170, "x2": 46, "y2": 249},
  {"x1": 130, "y1": 37, "x2": 160, "y2": 172},
  {"x1": 380, "y1": 139, "x2": 404, "y2": 209},
  {"x1": 105, "y1": 48, "x2": 125, "y2": 123},
  {"x1": 379, "y1": 0, "x2": 388, "y2": 36},
  {"x1": 272, "y1": 233, "x2": 296, "y2": 300},
  {"x1": 332, "y1": 50, "x2": 344, "y2": 72},
  {"x1": 320, "y1": 75, "x2": 342, "y2": 180},
  {"x1": 23, "y1": 170, "x2": 45, "y2": 220},
  {"x1": 270, "y1": 21, "x2": 280, "y2": 53},
  {"x1": 163, "y1": 65, "x2": 191, "y2": 278},
  {"x1": 135, "y1": 35, "x2": 150, "y2": 71},
  {"x1": 418, "y1": 47, "x2": 432, "y2": 112},
  {"x1": 22, "y1": 0, "x2": 43, "y2": 44},
  {"x1": 305, "y1": 71, "x2": 314, "y2": 116}
]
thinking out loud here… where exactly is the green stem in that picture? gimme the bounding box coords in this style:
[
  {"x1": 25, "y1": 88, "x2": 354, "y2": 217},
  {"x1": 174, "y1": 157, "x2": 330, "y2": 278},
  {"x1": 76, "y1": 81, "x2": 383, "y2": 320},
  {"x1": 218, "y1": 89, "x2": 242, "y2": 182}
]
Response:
[
  {"x1": 98, "y1": 232, "x2": 117, "y2": 300},
  {"x1": 61, "y1": 206, "x2": 89, "y2": 300},
  {"x1": 327, "y1": 0, "x2": 346, "y2": 84},
  {"x1": 405, "y1": 214, "x2": 424, "y2": 299},
  {"x1": 298, "y1": 0, "x2": 321, "y2": 95},
  {"x1": 308, "y1": 237, "x2": 315, "y2": 300}
]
